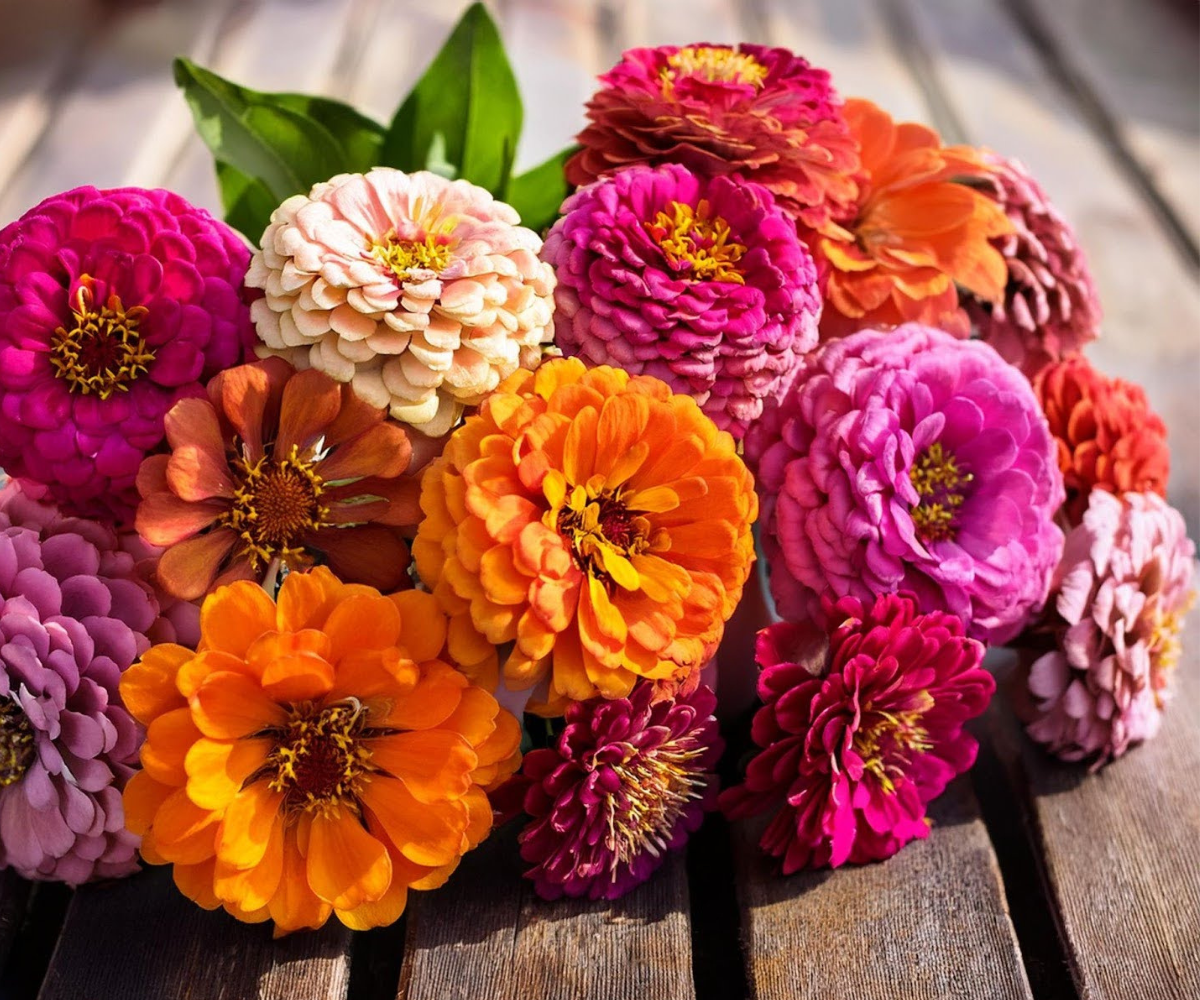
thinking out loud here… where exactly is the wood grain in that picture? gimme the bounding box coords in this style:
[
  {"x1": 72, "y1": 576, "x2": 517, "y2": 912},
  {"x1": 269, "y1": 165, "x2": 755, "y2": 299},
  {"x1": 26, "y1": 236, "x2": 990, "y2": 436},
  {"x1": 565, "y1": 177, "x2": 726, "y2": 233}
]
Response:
[
  {"x1": 732, "y1": 778, "x2": 1033, "y2": 1000},
  {"x1": 38, "y1": 866, "x2": 352, "y2": 1000},
  {"x1": 0, "y1": 871, "x2": 31, "y2": 974},
  {"x1": 399, "y1": 823, "x2": 696, "y2": 1000}
]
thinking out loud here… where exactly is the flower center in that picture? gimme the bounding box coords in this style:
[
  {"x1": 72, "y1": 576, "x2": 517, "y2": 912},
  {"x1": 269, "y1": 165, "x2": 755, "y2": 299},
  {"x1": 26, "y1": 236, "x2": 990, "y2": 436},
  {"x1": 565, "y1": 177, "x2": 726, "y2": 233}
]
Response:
[
  {"x1": 0, "y1": 697, "x2": 35, "y2": 788},
  {"x1": 370, "y1": 232, "x2": 452, "y2": 282},
  {"x1": 49, "y1": 278, "x2": 153, "y2": 400},
  {"x1": 909, "y1": 442, "x2": 973, "y2": 543},
  {"x1": 852, "y1": 701, "x2": 933, "y2": 795},
  {"x1": 646, "y1": 200, "x2": 746, "y2": 285},
  {"x1": 1148, "y1": 594, "x2": 1194, "y2": 707},
  {"x1": 267, "y1": 701, "x2": 373, "y2": 813},
  {"x1": 557, "y1": 485, "x2": 654, "y2": 585},
  {"x1": 661, "y1": 46, "x2": 768, "y2": 89},
  {"x1": 222, "y1": 447, "x2": 330, "y2": 571}
]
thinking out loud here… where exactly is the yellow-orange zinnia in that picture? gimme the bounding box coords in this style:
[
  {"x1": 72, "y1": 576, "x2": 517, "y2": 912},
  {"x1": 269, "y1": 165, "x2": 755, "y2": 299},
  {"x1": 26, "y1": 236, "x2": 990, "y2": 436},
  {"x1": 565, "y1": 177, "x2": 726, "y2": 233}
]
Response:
[
  {"x1": 814, "y1": 98, "x2": 1013, "y2": 340},
  {"x1": 413, "y1": 357, "x2": 758, "y2": 715},
  {"x1": 119, "y1": 567, "x2": 520, "y2": 935}
]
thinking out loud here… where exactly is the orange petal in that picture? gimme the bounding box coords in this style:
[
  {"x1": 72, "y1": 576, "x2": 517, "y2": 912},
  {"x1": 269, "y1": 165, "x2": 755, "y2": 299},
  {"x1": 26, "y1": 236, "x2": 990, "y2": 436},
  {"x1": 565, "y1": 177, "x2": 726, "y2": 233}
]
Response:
[
  {"x1": 335, "y1": 867, "x2": 408, "y2": 931},
  {"x1": 137, "y1": 454, "x2": 171, "y2": 499},
  {"x1": 275, "y1": 566, "x2": 343, "y2": 633},
  {"x1": 366, "y1": 730, "x2": 476, "y2": 804},
  {"x1": 185, "y1": 737, "x2": 272, "y2": 811},
  {"x1": 275, "y1": 367, "x2": 343, "y2": 456},
  {"x1": 390, "y1": 590, "x2": 447, "y2": 662},
  {"x1": 152, "y1": 788, "x2": 220, "y2": 864},
  {"x1": 216, "y1": 781, "x2": 285, "y2": 869},
  {"x1": 122, "y1": 769, "x2": 175, "y2": 836},
  {"x1": 120, "y1": 644, "x2": 192, "y2": 723},
  {"x1": 199, "y1": 580, "x2": 278, "y2": 656},
  {"x1": 164, "y1": 398, "x2": 235, "y2": 500},
  {"x1": 359, "y1": 776, "x2": 467, "y2": 867},
  {"x1": 136, "y1": 493, "x2": 226, "y2": 547},
  {"x1": 177, "y1": 649, "x2": 256, "y2": 699},
  {"x1": 324, "y1": 381, "x2": 386, "y2": 447},
  {"x1": 378, "y1": 662, "x2": 467, "y2": 730},
  {"x1": 318, "y1": 423, "x2": 412, "y2": 481},
  {"x1": 141, "y1": 707, "x2": 202, "y2": 786},
  {"x1": 192, "y1": 671, "x2": 287, "y2": 739},
  {"x1": 307, "y1": 809, "x2": 392, "y2": 911},
  {"x1": 247, "y1": 630, "x2": 336, "y2": 702},
  {"x1": 434, "y1": 687, "x2": 498, "y2": 748},
  {"x1": 214, "y1": 811, "x2": 284, "y2": 912},
  {"x1": 322, "y1": 592, "x2": 402, "y2": 664},
  {"x1": 268, "y1": 833, "x2": 332, "y2": 934},
  {"x1": 310, "y1": 525, "x2": 410, "y2": 592},
  {"x1": 217, "y1": 360, "x2": 283, "y2": 462},
  {"x1": 157, "y1": 529, "x2": 238, "y2": 601},
  {"x1": 174, "y1": 858, "x2": 221, "y2": 910}
]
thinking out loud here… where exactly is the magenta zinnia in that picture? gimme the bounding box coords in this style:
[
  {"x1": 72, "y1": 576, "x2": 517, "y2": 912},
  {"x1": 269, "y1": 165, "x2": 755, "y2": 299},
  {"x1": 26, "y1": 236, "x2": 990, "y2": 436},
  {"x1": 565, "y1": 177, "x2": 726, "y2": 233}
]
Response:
[
  {"x1": 721, "y1": 593, "x2": 993, "y2": 871},
  {"x1": 543, "y1": 164, "x2": 820, "y2": 437},
  {"x1": 746, "y1": 324, "x2": 1065, "y2": 644},
  {"x1": 0, "y1": 186, "x2": 255, "y2": 523},
  {"x1": 519, "y1": 682, "x2": 722, "y2": 900}
]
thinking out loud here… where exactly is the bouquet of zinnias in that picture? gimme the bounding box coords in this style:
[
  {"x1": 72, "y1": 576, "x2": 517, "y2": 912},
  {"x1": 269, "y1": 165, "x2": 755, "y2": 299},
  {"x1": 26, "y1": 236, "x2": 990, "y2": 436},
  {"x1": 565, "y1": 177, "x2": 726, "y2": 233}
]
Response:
[{"x1": 0, "y1": 4, "x2": 1190, "y2": 932}]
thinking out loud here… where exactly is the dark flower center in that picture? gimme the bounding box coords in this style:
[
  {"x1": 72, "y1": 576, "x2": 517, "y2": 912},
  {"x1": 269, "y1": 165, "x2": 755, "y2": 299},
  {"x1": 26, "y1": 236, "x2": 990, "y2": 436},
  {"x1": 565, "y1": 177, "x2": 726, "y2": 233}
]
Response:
[
  {"x1": 909, "y1": 442, "x2": 973, "y2": 543},
  {"x1": 50, "y1": 278, "x2": 153, "y2": 399},
  {"x1": 852, "y1": 697, "x2": 934, "y2": 794},
  {"x1": 266, "y1": 702, "x2": 372, "y2": 813},
  {"x1": 557, "y1": 485, "x2": 653, "y2": 586},
  {"x1": 223, "y1": 447, "x2": 330, "y2": 571},
  {"x1": 645, "y1": 200, "x2": 747, "y2": 285},
  {"x1": 0, "y1": 697, "x2": 36, "y2": 788}
]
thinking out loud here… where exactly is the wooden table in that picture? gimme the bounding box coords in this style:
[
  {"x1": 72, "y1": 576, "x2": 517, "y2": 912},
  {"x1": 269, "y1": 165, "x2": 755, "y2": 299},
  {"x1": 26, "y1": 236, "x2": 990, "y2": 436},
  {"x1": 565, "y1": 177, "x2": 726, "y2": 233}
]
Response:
[{"x1": 1, "y1": 1, "x2": 1197, "y2": 997}]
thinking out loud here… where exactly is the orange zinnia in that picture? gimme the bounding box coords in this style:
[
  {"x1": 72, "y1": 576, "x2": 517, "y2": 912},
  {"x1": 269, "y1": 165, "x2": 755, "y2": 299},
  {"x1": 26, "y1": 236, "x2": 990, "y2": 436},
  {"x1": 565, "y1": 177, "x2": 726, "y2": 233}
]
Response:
[
  {"x1": 413, "y1": 357, "x2": 758, "y2": 715},
  {"x1": 119, "y1": 567, "x2": 520, "y2": 934},
  {"x1": 814, "y1": 98, "x2": 1013, "y2": 340},
  {"x1": 136, "y1": 358, "x2": 427, "y2": 601}
]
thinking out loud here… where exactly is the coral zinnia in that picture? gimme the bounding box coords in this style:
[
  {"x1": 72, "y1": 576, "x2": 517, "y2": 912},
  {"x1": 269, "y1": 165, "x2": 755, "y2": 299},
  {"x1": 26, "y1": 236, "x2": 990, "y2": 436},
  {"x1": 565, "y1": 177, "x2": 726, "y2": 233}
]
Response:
[
  {"x1": 1025, "y1": 490, "x2": 1194, "y2": 767},
  {"x1": 566, "y1": 44, "x2": 859, "y2": 231},
  {"x1": 814, "y1": 100, "x2": 1012, "y2": 341},
  {"x1": 1034, "y1": 355, "x2": 1169, "y2": 526},
  {"x1": 119, "y1": 568, "x2": 521, "y2": 934},
  {"x1": 247, "y1": 169, "x2": 556, "y2": 437},
  {"x1": 135, "y1": 357, "x2": 421, "y2": 602},
  {"x1": 0, "y1": 186, "x2": 255, "y2": 523},
  {"x1": 543, "y1": 163, "x2": 821, "y2": 437},
  {"x1": 747, "y1": 324, "x2": 1064, "y2": 644},
  {"x1": 0, "y1": 481, "x2": 165, "y2": 883},
  {"x1": 520, "y1": 681, "x2": 721, "y2": 899},
  {"x1": 963, "y1": 152, "x2": 1101, "y2": 377},
  {"x1": 413, "y1": 357, "x2": 757, "y2": 714},
  {"x1": 721, "y1": 592, "x2": 993, "y2": 870}
]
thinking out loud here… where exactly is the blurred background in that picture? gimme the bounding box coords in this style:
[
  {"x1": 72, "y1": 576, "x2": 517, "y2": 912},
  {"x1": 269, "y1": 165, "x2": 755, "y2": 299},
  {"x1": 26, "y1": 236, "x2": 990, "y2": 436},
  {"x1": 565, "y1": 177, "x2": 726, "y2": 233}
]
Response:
[{"x1": 1, "y1": 0, "x2": 1197, "y2": 538}]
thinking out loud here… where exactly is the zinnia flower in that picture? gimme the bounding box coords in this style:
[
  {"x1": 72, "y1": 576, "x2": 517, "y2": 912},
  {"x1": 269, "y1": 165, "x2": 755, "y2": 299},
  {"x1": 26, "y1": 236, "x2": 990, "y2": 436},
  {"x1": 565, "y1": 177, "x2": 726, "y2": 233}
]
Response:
[
  {"x1": 543, "y1": 164, "x2": 821, "y2": 437},
  {"x1": 814, "y1": 100, "x2": 1012, "y2": 341},
  {"x1": 135, "y1": 357, "x2": 422, "y2": 602},
  {"x1": 721, "y1": 592, "x2": 993, "y2": 870},
  {"x1": 119, "y1": 567, "x2": 521, "y2": 934},
  {"x1": 246, "y1": 169, "x2": 556, "y2": 437},
  {"x1": 747, "y1": 324, "x2": 1064, "y2": 644},
  {"x1": 0, "y1": 186, "x2": 255, "y2": 523},
  {"x1": 963, "y1": 152, "x2": 1101, "y2": 377},
  {"x1": 413, "y1": 357, "x2": 757, "y2": 714},
  {"x1": 566, "y1": 44, "x2": 859, "y2": 231},
  {"x1": 1034, "y1": 355, "x2": 1169, "y2": 525},
  {"x1": 520, "y1": 681, "x2": 721, "y2": 899},
  {"x1": 0, "y1": 481, "x2": 165, "y2": 883},
  {"x1": 1025, "y1": 490, "x2": 1194, "y2": 767}
]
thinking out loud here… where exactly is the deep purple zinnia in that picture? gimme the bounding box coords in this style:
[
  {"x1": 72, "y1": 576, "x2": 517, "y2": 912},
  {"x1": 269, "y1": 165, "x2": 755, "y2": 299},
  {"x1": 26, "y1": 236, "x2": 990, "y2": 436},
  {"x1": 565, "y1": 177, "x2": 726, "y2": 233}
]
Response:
[
  {"x1": 519, "y1": 682, "x2": 722, "y2": 900},
  {"x1": 746, "y1": 324, "x2": 1065, "y2": 644},
  {"x1": 543, "y1": 163, "x2": 821, "y2": 436},
  {"x1": 0, "y1": 481, "x2": 162, "y2": 883},
  {"x1": 0, "y1": 186, "x2": 256, "y2": 524}
]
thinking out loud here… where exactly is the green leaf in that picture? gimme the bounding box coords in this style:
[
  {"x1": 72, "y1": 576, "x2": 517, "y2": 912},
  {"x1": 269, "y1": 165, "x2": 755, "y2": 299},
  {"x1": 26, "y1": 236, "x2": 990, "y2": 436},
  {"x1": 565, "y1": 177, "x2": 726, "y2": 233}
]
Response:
[
  {"x1": 382, "y1": 2, "x2": 522, "y2": 195},
  {"x1": 215, "y1": 163, "x2": 279, "y2": 244},
  {"x1": 505, "y1": 146, "x2": 577, "y2": 233}
]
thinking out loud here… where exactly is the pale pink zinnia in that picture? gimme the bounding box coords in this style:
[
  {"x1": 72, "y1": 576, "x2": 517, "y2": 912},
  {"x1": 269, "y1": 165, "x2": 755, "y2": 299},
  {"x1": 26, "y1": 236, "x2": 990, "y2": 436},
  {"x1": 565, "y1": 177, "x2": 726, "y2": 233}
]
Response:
[
  {"x1": 1025, "y1": 490, "x2": 1195, "y2": 767},
  {"x1": 246, "y1": 169, "x2": 557, "y2": 437}
]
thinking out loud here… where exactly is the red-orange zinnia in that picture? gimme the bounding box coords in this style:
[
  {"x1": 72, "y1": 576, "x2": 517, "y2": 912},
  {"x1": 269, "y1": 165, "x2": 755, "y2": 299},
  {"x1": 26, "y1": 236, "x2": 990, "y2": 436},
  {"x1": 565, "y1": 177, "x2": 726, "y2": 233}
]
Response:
[
  {"x1": 413, "y1": 357, "x2": 758, "y2": 715},
  {"x1": 136, "y1": 358, "x2": 425, "y2": 601},
  {"x1": 119, "y1": 567, "x2": 521, "y2": 934},
  {"x1": 814, "y1": 98, "x2": 1013, "y2": 340}
]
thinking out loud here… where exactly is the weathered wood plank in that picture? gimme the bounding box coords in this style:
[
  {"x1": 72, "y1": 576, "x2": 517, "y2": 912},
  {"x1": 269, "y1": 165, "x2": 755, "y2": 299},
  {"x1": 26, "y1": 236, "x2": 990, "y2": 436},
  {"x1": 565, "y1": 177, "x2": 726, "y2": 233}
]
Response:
[
  {"x1": 0, "y1": 871, "x2": 31, "y2": 975},
  {"x1": 398, "y1": 823, "x2": 696, "y2": 1000},
  {"x1": 38, "y1": 866, "x2": 352, "y2": 1000},
  {"x1": 732, "y1": 778, "x2": 1034, "y2": 1000}
]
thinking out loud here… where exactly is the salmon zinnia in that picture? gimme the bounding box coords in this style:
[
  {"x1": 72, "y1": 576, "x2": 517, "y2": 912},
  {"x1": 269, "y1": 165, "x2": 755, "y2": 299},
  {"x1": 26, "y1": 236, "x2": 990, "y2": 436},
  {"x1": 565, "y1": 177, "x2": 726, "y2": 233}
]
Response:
[
  {"x1": 119, "y1": 568, "x2": 521, "y2": 934},
  {"x1": 413, "y1": 358, "x2": 757, "y2": 714}
]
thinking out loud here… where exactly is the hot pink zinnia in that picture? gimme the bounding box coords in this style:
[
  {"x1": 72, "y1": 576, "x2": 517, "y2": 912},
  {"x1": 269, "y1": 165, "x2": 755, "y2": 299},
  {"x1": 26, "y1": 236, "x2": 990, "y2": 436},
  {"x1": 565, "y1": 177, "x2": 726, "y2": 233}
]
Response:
[
  {"x1": 0, "y1": 481, "x2": 165, "y2": 883},
  {"x1": 519, "y1": 682, "x2": 722, "y2": 900},
  {"x1": 543, "y1": 164, "x2": 821, "y2": 436},
  {"x1": 1025, "y1": 490, "x2": 1195, "y2": 767},
  {"x1": 0, "y1": 186, "x2": 255, "y2": 524},
  {"x1": 721, "y1": 592, "x2": 993, "y2": 871},
  {"x1": 747, "y1": 324, "x2": 1065, "y2": 643}
]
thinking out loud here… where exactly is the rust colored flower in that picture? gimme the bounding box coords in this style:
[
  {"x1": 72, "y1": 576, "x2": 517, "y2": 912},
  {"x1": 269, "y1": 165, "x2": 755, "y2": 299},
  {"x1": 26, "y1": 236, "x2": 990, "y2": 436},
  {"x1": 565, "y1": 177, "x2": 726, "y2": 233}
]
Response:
[
  {"x1": 1034, "y1": 355, "x2": 1170, "y2": 524},
  {"x1": 135, "y1": 358, "x2": 422, "y2": 601},
  {"x1": 413, "y1": 358, "x2": 757, "y2": 715},
  {"x1": 814, "y1": 99, "x2": 1012, "y2": 340},
  {"x1": 119, "y1": 568, "x2": 521, "y2": 934}
]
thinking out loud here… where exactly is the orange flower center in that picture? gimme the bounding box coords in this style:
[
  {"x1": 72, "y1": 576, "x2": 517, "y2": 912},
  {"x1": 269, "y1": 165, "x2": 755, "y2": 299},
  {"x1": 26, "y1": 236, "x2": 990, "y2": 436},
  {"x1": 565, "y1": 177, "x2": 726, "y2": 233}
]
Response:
[
  {"x1": 646, "y1": 200, "x2": 746, "y2": 285},
  {"x1": 909, "y1": 442, "x2": 973, "y2": 543},
  {"x1": 661, "y1": 46, "x2": 768, "y2": 91},
  {"x1": 853, "y1": 700, "x2": 933, "y2": 794},
  {"x1": 50, "y1": 278, "x2": 153, "y2": 399},
  {"x1": 0, "y1": 696, "x2": 35, "y2": 788},
  {"x1": 266, "y1": 701, "x2": 373, "y2": 814},
  {"x1": 222, "y1": 447, "x2": 330, "y2": 571},
  {"x1": 557, "y1": 484, "x2": 655, "y2": 586},
  {"x1": 370, "y1": 231, "x2": 453, "y2": 282}
]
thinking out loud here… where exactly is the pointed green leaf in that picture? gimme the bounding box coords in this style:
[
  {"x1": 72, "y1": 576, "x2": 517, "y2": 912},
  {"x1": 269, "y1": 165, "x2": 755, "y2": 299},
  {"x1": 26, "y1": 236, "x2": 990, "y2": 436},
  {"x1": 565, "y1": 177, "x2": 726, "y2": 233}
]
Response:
[
  {"x1": 505, "y1": 146, "x2": 577, "y2": 233},
  {"x1": 215, "y1": 163, "x2": 279, "y2": 245}
]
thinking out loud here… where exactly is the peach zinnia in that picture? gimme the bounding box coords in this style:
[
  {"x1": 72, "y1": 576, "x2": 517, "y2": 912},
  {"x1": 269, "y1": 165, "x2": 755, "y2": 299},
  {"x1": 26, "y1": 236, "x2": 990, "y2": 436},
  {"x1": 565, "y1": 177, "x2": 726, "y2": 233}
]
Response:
[
  {"x1": 119, "y1": 568, "x2": 520, "y2": 934},
  {"x1": 413, "y1": 357, "x2": 758, "y2": 715},
  {"x1": 814, "y1": 99, "x2": 1012, "y2": 340},
  {"x1": 136, "y1": 358, "x2": 422, "y2": 601}
]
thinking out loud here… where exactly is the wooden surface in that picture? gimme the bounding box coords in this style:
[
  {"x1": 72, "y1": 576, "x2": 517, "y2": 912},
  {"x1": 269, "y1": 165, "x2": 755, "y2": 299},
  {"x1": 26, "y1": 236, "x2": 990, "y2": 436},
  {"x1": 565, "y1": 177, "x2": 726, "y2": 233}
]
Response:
[{"x1": 0, "y1": 0, "x2": 1196, "y2": 998}]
